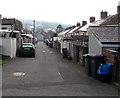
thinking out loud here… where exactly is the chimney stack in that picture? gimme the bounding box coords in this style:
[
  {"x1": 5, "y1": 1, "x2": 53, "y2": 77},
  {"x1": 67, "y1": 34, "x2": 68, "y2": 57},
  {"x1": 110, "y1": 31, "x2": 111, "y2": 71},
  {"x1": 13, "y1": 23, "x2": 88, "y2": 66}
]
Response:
[
  {"x1": 76, "y1": 22, "x2": 81, "y2": 27},
  {"x1": 82, "y1": 20, "x2": 87, "y2": 26},
  {"x1": 90, "y1": 17, "x2": 95, "y2": 23},
  {"x1": 100, "y1": 11, "x2": 108, "y2": 19},
  {"x1": 117, "y1": 1, "x2": 120, "y2": 13},
  {"x1": 0, "y1": 14, "x2": 2, "y2": 19}
]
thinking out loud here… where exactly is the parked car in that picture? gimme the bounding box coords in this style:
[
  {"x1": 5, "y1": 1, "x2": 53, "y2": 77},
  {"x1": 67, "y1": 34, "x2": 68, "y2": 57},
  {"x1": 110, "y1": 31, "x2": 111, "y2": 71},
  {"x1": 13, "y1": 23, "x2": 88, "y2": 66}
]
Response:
[{"x1": 18, "y1": 43, "x2": 36, "y2": 57}]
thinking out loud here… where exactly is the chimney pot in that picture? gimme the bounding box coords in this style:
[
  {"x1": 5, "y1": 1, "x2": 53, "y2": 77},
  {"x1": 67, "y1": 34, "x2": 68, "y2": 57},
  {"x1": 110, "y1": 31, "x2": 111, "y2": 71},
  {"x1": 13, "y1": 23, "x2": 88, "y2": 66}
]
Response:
[
  {"x1": 0, "y1": 15, "x2": 2, "y2": 19},
  {"x1": 82, "y1": 21, "x2": 87, "y2": 26},
  {"x1": 76, "y1": 22, "x2": 81, "y2": 27},
  {"x1": 117, "y1": 1, "x2": 120, "y2": 13},
  {"x1": 117, "y1": 6, "x2": 120, "y2": 13},
  {"x1": 90, "y1": 17, "x2": 95, "y2": 23},
  {"x1": 100, "y1": 11, "x2": 108, "y2": 19}
]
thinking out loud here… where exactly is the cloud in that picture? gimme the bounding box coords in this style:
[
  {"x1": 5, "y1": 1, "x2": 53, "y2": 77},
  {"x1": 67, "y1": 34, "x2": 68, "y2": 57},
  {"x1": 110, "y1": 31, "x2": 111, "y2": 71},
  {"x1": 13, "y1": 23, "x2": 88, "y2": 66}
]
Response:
[{"x1": 0, "y1": 0, "x2": 119, "y2": 24}]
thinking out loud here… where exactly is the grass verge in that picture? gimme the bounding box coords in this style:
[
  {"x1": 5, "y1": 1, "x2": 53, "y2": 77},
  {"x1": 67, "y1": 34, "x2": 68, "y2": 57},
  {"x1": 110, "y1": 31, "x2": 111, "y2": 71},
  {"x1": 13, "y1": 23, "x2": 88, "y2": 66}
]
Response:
[
  {"x1": 0, "y1": 55, "x2": 10, "y2": 66},
  {"x1": 0, "y1": 61, "x2": 7, "y2": 65}
]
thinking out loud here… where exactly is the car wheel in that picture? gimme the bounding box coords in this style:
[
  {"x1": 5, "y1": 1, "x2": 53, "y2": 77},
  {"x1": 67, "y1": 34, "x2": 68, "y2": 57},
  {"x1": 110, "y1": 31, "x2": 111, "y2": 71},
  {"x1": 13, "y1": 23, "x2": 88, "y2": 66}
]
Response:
[{"x1": 32, "y1": 53, "x2": 35, "y2": 57}]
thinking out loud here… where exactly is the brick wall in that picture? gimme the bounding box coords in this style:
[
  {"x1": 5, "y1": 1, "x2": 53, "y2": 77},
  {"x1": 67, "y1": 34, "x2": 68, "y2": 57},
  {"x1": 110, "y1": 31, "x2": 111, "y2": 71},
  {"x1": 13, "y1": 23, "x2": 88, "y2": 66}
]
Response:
[{"x1": 102, "y1": 48, "x2": 119, "y2": 82}]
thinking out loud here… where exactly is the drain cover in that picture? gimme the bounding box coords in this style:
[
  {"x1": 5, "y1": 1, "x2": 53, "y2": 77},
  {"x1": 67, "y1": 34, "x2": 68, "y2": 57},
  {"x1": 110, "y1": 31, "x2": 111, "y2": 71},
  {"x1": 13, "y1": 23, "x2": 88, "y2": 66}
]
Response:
[{"x1": 12, "y1": 72, "x2": 26, "y2": 76}]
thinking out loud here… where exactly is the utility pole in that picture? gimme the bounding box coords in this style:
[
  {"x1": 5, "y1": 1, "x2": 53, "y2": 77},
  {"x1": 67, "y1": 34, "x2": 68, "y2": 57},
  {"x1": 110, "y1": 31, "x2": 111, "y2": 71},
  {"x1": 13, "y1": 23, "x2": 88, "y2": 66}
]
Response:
[{"x1": 33, "y1": 20, "x2": 35, "y2": 45}]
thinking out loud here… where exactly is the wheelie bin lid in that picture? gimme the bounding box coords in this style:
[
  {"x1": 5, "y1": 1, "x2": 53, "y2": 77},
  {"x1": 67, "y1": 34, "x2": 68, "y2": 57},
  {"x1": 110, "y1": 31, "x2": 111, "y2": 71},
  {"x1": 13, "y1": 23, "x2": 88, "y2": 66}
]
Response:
[
  {"x1": 83, "y1": 54, "x2": 105, "y2": 58},
  {"x1": 83, "y1": 54, "x2": 92, "y2": 58},
  {"x1": 89, "y1": 54, "x2": 106, "y2": 57},
  {"x1": 83, "y1": 54, "x2": 90, "y2": 56}
]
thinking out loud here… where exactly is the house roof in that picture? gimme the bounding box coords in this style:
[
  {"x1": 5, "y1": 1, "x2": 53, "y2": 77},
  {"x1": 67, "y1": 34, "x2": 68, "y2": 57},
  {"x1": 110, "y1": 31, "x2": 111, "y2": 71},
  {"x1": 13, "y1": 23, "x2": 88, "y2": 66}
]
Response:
[
  {"x1": 68, "y1": 26, "x2": 81, "y2": 34},
  {"x1": 89, "y1": 26, "x2": 120, "y2": 43},
  {"x1": 58, "y1": 29, "x2": 71, "y2": 36},
  {"x1": 78, "y1": 15, "x2": 118, "y2": 32},
  {"x1": 101, "y1": 13, "x2": 120, "y2": 25},
  {"x1": 78, "y1": 18, "x2": 109, "y2": 32},
  {"x1": 2, "y1": 18, "x2": 15, "y2": 25},
  {"x1": 78, "y1": 23, "x2": 92, "y2": 32}
]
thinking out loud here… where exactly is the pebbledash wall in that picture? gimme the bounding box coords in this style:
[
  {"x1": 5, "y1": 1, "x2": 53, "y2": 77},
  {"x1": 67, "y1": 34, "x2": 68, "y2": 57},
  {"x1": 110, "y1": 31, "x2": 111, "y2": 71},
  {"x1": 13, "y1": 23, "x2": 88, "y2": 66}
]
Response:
[{"x1": 0, "y1": 37, "x2": 16, "y2": 58}]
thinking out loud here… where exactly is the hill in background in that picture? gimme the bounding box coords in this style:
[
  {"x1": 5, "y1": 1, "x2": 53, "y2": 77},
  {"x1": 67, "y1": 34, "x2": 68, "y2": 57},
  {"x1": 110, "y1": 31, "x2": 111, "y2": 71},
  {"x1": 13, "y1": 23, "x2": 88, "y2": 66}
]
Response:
[{"x1": 20, "y1": 19, "x2": 72, "y2": 30}]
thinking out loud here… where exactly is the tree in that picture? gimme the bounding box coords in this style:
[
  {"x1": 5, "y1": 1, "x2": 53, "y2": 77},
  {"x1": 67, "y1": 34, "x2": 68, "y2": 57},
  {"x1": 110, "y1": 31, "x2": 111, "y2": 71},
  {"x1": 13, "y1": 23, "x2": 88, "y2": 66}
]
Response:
[{"x1": 52, "y1": 33, "x2": 58, "y2": 37}]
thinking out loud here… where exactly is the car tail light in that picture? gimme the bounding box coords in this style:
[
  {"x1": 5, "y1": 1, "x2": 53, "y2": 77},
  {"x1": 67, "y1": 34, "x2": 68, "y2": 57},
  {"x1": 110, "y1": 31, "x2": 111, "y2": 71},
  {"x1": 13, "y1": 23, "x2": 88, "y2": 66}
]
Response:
[{"x1": 31, "y1": 48, "x2": 35, "y2": 51}]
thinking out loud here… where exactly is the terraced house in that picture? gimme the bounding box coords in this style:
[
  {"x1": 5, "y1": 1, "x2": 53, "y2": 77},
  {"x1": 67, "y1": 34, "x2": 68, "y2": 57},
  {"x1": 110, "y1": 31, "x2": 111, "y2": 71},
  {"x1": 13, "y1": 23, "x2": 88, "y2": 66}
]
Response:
[
  {"x1": 0, "y1": 17, "x2": 23, "y2": 58},
  {"x1": 52, "y1": 2, "x2": 120, "y2": 86}
]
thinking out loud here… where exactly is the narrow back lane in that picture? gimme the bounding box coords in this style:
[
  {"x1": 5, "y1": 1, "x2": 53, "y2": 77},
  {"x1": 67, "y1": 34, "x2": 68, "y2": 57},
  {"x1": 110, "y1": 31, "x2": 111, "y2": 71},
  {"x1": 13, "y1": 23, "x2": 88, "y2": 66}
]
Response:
[{"x1": 2, "y1": 42, "x2": 118, "y2": 96}]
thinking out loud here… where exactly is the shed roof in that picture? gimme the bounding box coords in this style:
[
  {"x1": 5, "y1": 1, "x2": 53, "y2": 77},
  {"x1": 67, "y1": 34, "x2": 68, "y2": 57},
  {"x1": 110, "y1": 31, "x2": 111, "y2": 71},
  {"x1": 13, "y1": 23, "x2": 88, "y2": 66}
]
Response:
[{"x1": 89, "y1": 26, "x2": 120, "y2": 43}]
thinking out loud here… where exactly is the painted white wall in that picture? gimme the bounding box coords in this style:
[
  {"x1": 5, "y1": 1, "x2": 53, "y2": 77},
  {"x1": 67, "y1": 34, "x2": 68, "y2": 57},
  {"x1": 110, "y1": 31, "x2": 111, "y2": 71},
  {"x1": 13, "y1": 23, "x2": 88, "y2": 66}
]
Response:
[
  {"x1": 60, "y1": 40, "x2": 63, "y2": 54},
  {"x1": 0, "y1": 20, "x2": 1, "y2": 30},
  {"x1": 88, "y1": 29, "x2": 102, "y2": 54},
  {"x1": 60, "y1": 40, "x2": 70, "y2": 54},
  {"x1": 69, "y1": 42, "x2": 74, "y2": 58},
  {"x1": 1, "y1": 25, "x2": 12, "y2": 30},
  {"x1": 0, "y1": 38, "x2": 16, "y2": 58},
  {"x1": 53, "y1": 37, "x2": 58, "y2": 41}
]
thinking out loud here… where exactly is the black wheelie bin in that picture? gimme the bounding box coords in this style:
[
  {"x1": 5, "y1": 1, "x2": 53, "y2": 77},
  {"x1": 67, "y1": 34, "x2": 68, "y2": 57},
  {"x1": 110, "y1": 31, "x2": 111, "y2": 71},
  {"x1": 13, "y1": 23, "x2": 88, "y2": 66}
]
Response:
[{"x1": 89, "y1": 54, "x2": 106, "y2": 79}]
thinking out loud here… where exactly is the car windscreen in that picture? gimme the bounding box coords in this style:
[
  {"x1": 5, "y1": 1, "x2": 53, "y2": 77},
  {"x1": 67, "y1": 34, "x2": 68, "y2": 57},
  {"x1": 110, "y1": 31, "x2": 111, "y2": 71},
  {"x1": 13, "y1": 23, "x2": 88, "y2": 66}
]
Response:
[{"x1": 22, "y1": 45, "x2": 33, "y2": 48}]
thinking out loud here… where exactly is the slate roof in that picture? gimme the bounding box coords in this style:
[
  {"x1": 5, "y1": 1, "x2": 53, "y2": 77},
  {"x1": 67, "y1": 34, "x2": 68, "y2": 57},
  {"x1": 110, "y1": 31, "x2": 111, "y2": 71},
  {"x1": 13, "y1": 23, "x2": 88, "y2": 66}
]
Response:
[
  {"x1": 78, "y1": 23, "x2": 92, "y2": 32},
  {"x1": 68, "y1": 26, "x2": 81, "y2": 34},
  {"x1": 78, "y1": 16, "x2": 111, "y2": 32},
  {"x1": 89, "y1": 26, "x2": 120, "y2": 43},
  {"x1": 78, "y1": 13, "x2": 120, "y2": 32},
  {"x1": 58, "y1": 29, "x2": 71, "y2": 36},
  {"x1": 2, "y1": 18, "x2": 15, "y2": 25},
  {"x1": 101, "y1": 13, "x2": 120, "y2": 25}
]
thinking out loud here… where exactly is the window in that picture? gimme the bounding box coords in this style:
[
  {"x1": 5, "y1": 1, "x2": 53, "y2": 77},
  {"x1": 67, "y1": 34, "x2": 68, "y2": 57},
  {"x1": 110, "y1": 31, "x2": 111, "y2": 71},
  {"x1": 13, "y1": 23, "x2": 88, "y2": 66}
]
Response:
[
  {"x1": 2, "y1": 27, "x2": 7, "y2": 30},
  {"x1": 22, "y1": 45, "x2": 33, "y2": 48}
]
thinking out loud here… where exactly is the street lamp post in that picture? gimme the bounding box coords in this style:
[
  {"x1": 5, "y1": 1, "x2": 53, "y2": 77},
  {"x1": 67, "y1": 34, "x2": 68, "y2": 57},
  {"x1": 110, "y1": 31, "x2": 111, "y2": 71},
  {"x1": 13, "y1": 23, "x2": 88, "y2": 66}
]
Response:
[{"x1": 33, "y1": 20, "x2": 35, "y2": 45}]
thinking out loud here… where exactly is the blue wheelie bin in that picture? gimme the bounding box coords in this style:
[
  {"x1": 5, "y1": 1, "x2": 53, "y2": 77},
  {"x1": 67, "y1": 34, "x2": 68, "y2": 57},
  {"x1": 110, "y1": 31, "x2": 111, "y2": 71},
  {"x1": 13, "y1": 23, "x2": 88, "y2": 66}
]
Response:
[{"x1": 97, "y1": 62, "x2": 112, "y2": 82}]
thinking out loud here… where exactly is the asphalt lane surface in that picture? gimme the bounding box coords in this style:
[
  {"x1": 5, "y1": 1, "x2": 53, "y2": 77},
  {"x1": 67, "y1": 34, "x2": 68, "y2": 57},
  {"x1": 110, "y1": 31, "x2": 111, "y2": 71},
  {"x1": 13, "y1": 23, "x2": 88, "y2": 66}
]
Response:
[{"x1": 2, "y1": 42, "x2": 118, "y2": 96}]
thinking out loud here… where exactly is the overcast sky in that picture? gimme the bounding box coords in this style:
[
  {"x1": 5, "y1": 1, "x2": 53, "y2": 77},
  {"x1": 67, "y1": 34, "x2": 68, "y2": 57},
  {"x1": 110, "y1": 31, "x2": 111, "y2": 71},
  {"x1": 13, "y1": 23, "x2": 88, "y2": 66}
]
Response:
[{"x1": 0, "y1": 0, "x2": 119, "y2": 24}]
